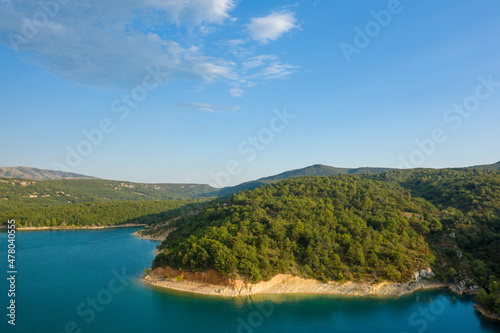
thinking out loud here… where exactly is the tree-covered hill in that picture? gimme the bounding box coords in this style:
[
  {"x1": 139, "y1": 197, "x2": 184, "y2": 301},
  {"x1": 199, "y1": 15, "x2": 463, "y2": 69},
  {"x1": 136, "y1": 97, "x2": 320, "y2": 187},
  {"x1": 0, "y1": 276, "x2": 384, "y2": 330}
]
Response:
[
  {"x1": 2, "y1": 164, "x2": 498, "y2": 315},
  {"x1": 369, "y1": 168, "x2": 500, "y2": 315},
  {"x1": 209, "y1": 162, "x2": 499, "y2": 198},
  {"x1": 470, "y1": 160, "x2": 500, "y2": 172},
  {"x1": 152, "y1": 168, "x2": 500, "y2": 315},
  {"x1": 154, "y1": 176, "x2": 439, "y2": 283},
  {"x1": 373, "y1": 168, "x2": 500, "y2": 215},
  {"x1": 0, "y1": 178, "x2": 216, "y2": 213},
  {"x1": 260, "y1": 164, "x2": 396, "y2": 182},
  {"x1": 369, "y1": 168, "x2": 500, "y2": 278},
  {"x1": 211, "y1": 164, "x2": 395, "y2": 197}
]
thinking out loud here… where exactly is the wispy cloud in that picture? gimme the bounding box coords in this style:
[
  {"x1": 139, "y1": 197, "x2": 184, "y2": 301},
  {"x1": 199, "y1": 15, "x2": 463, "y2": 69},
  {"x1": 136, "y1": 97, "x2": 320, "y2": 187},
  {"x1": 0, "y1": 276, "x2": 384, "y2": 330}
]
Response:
[
  {"x1": 240, "y1": 55, "x2": 298, "y2": 80},
  {"x1": 242, "y1": 55, "x2": 276, "y2": 70},
  {"x1": 0, "y1": 1, "x2": 298, "y2": 94},
  {"x1": 143, "y1": 0, "x2": 236, "y2": 25},
  {"x1": 0, "y1": 0, "x2": 236, "y2": 88},
  {"x1": 224, "y1": 54, "x2": 297, "y2": 96},
  {"x1": 174, "y1": 102, "x2": 240, "y2": 112},
  {"x1": 247, "y1": 12, "x2": 297, "y2": 43},
  {"x1": 230, "y1": 88, "x2": 245, "y2": 97}
]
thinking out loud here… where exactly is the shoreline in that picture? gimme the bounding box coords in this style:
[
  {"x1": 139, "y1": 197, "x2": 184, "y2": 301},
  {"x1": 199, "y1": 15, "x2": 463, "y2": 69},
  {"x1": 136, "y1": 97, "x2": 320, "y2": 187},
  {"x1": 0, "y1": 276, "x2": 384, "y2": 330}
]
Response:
[
  {"x1": 473, "y1": 304, "x2": 500, "y2": 321},
  {"x1": 142, "y1": 267, "x2": 449, "y2": 298},
  {"x1": 131, "y1": 229, "x2": 164, "y2": 255},
  {"x1": 131, "y1": 229, "x2": 168, "y2": 241},
  {"x1": 0, "y1": 223, "x2": 147, "y2": 231}
]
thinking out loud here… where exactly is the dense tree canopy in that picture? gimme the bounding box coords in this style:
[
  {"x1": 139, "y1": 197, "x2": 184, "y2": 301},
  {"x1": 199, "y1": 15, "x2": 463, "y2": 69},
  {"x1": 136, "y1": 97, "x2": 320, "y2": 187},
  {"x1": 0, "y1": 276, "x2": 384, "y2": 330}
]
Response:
[
  {"x1": 154, "y1": 176, "x2": 439, "y2": 283},
  {"x1": 0, "y1": 200, "x2": 193, "y2": 227},
  {"x1": 0, "y1": 178, "x2": 214, "y2": 212},
  {"x1": 370, "y1": 168, "x2": 500, "y2": 315},
  {"x1": 153, "y1": 168, "x2": 500, "y2": 316},
  {"x1": 2, "y1": 167, "x2": 499, "y2": 315}
]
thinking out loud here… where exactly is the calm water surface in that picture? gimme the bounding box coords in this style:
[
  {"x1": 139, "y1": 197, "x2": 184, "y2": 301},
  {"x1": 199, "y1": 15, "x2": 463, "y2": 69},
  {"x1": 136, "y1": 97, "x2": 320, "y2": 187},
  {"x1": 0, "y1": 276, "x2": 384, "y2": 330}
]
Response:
[{"x1": 1, "y1": 228, "x2": 499, "y2": 333}]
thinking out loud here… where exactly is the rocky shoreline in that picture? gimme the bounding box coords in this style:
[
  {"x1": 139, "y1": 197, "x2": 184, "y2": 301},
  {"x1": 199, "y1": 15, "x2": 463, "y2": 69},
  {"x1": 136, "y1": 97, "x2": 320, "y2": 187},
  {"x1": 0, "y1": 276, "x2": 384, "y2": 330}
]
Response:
[
  {"x1": 473, "y1": 304, "x2": 500, "y2": 321},
  {"x1": 142, "y1": 266, "x2": 451, "y2": 298},
  {"x1": 131, "y1": 229, "x2": 169, "y2": 241},
  {"x1": 131, "y1": 220, "x2": 178, "y2": 242}
]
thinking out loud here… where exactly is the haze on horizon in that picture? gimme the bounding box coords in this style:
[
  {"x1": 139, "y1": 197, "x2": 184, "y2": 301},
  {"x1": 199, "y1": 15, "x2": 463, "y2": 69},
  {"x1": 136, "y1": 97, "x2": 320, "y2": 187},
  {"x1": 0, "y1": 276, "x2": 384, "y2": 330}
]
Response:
[{"x1": 0, "y1": 0, "x2": 499, "y2": 186}]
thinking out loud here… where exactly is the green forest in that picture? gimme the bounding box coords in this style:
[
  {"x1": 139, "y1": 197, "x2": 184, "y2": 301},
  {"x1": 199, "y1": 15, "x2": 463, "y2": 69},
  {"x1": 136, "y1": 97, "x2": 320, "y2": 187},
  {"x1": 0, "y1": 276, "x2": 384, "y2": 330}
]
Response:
[
  {"x1": 370, "y1": 168, "x2": 500, "y2": 316},
  {"x1": 0, "y1": 178, "x2": 215, "y2": 212},
  {"x1": 153, "y1": 169, "x2": 500, "y2": 316},
  {"x1": 0, "y1": 200, "x2": 194, "y2": 227},
  {"x1": 1, "y1": 166, "x2": 499, "y2": 316},
  {"x1": 154, "y1": 176, "x2": 440, "y2": 283}
]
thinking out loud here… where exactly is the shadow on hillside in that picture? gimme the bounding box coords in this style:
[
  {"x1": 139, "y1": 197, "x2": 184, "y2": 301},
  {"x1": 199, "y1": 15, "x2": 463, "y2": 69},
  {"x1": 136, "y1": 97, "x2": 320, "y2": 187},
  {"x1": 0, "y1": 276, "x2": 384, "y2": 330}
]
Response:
[{"x1": 121, "y1": 201, "x2": 208, "y2": 226}]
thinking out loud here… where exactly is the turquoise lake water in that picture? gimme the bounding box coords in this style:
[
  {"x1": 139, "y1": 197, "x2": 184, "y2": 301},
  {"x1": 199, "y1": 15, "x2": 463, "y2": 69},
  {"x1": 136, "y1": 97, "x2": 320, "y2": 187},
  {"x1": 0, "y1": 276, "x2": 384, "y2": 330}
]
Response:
[{"x1": 1, "y1": 227, "x2": 500, "y2": 333}]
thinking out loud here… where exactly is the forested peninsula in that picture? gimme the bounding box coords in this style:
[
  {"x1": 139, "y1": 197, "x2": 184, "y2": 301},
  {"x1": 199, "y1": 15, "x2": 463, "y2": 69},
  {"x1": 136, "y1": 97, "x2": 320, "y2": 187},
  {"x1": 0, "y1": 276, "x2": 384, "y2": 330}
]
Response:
[{"x1": 148, "y1": 169, "x2": 499, "y2": 318}]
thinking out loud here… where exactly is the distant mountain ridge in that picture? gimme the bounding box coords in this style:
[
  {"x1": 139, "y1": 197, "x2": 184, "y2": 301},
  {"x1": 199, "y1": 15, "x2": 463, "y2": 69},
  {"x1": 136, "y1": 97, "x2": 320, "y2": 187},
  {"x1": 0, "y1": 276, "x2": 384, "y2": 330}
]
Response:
[
  {"x1": 211, "y1": 164, "x2": 397, "y2": 197},
  {"x1": 469, "y1": 160, "x2": 500, "y2": 171},
  {"x1": 1, "y1": 161, "x2": 498, "y2": 199},
  {"x1": 261, "y1": 164, "x2": 395, "y2": 181},
  {"x1": 0, "y1": 167, "x2": 96, "y2": 180}
]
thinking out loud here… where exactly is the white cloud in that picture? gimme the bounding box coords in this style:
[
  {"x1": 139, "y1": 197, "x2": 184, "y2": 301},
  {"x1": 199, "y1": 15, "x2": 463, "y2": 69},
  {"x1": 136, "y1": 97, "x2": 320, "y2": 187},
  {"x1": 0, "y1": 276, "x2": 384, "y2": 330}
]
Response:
[
  {"x1": 0, "y1": 0, "x2": 236, "y2": 88},
  {"x1": 242, "y1": 55, "x2": 276, "y2": 70},
  {"x1": 240, "y1": 55, "x2": 297, "y2": 81},
  {"x1": 247, "y1": 61, "x2": 296, "y2": 80},
  {"x1": 143, "y1": 0, "x2": 235, "y2": 25},
  {"x1": 227, "y1": 39, "x2": 245, "y2": 46},
  {"x1": 174, "y1": 102, "x2": 240, "y2": 112},
  {"x1": 199, "y1": 25, "x2": 217, "y2": 35},
  {"x1": 230, "y1": 88, "x2": 245, "y2": 97},
  {"x1": 0, "y1": 1, "x2": 298, "y2": 93},
  {"x1": 247, "y1": 12, "x2": 297, "y2": 43}
]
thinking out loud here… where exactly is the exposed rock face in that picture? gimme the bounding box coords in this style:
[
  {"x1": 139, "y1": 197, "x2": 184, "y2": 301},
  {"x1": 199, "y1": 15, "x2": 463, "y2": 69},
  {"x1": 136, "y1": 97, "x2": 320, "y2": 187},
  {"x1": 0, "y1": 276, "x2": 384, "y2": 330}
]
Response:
[
  {"x1": 449, "y1": 278, "x2": 480, "y2": 295},
  {"x1": 143, "y1": 266, "x2": 447, "y2": 297},
  {"x1": 414, "y1": 268, "x2": 435, "y2": 282}
]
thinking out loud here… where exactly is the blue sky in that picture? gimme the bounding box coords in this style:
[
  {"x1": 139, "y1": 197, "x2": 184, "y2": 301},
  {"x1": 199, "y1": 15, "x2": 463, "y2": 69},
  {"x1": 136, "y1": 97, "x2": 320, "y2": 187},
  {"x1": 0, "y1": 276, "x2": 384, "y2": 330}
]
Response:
[{"x1": 0, "y1": 0, "x2": 499, "y2": 186}]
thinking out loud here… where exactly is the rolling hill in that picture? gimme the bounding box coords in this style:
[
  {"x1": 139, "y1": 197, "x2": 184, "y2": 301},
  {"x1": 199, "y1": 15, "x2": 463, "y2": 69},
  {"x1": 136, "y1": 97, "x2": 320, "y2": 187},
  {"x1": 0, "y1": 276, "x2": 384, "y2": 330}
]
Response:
[
  {"x1": 1, "y1": 162, "x2": 497, "y2": 213},
  {"x1": 151, "y1": 167, "x2": 500, "y2": 315},
  {"x1": 0, "y1": 178, "x2": 216, "y2": 213},
  {"x1": 210, "y1": 164, "x2": 396, "y2": 197},
  {"x1": 154, "y1": 175, "x2": 439, "y2": 283},
  {"x1": 470, "y1": 160, "x2": 500, "y2": 171}
]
